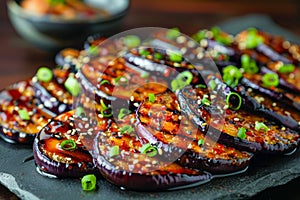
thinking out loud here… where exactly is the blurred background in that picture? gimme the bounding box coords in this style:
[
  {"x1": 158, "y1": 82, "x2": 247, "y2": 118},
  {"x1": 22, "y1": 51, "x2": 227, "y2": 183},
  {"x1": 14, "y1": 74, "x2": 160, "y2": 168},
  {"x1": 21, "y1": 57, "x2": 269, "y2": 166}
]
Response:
[{"x1": 1, "y1": 0, "x2": 300, "y2": 199}]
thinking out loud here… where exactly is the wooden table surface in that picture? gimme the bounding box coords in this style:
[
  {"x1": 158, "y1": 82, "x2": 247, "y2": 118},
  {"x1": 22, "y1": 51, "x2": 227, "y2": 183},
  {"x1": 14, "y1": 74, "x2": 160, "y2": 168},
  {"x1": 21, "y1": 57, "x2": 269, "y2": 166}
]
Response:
[{"x1": 1, "y1": 0, "x2": 300, "y2": 199}]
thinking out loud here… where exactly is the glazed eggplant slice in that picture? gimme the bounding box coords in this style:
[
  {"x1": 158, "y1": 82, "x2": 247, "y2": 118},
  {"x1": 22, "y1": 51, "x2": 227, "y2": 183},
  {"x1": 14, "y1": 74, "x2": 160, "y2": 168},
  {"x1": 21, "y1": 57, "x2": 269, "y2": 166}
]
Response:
[
  {"x1": 93, "y1": 113, "x2": 212, "y2": 191},
  {"x1": 55, "y1": 48, "x2": 80, "y2": 72},
  {"x1": 0, "y1": 80, "x2": 54, "y2": 144},
  {"x1": 178, "y1": 79, "x2": 300, "y2": 154},
  {"x1": 78, "y1": 55, "x2": 168, "y2": 102},
  {"x1": 136, "y1": 91, "x2": 252, "y2": 174},
  {"x1": 32, "y1": 67, "x2": 77, "y2": 114},
  {"x1": 33, "y1": 109, "x2": 110, "y2": 178}
]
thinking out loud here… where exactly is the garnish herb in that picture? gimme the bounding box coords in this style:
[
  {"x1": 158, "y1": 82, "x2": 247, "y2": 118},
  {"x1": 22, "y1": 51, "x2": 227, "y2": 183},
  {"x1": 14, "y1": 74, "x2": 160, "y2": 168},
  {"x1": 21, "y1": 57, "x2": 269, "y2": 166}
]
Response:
[
  {"x1": 244, "y1": 28, "x2": 264, "y2": 49},
  {"x1": 123, "y1": 35, "x2": 141, "y2": 48},
  {"x1": 64, "y1": 76, "x2": 81, "y2": 96},
  {"x1": 148, "y1": 93, "x2": 155, "y2": 103},
  {"x1": 198, "y1": 139, "x2": 204, "y2": 146},
  {"x1": 60, "y1": 139, "x2": 76, "y2": 151},
  {"x1": 226, "y1": 92, "x2": 242, "y2": 110},
  {"x1": 120, "y1": 125, "x2": 134, "y2": 134},
  {"x1": 201, "y1": 97, "x2": 211, "y2": 106},
  {"x1": 241, "y1": 54, "x2": 259, "y2": 74},
  {"x1": 140, "y1": 143, "x2": 158, "y2": 157},
  {"x1": 222, "y1": 65, "x2": 242, "y2": 88},
  {"x1": 166, "y1": 28, "x2": 181, "y2": 40},
  {"x1": 278, "y1": 64, "x2": 295, "y2": 74},
  {"x1": 237, "y1": 127, "x2": 247, "y2": 139},
  {"x1": 262, "y1": 73, "x2": 279, "y2": 88},
  {"x1": 81, "y1": 174, "x2": 97, "y2": 192},
  {"x1": 99, "y1": 80, "x2": 110, "y2": 85},
  {"x1": 37, "y1": 67, "x2": 53, "y2": 82},
  {"x1": 255, "y1": 122, "x2": 269, "y2": 132},
  {"x1": 18, "y1": 109, "x2": 30, "y2": 121},
  {"x1": 171, "y1": 71, "x2": 193, "y2": 91},
  {"x1": 169, "y1": 52, "x2": 182, "y2": 62},
  {"x1": 118, "y1": 108, "x2": 131, "y2": 120},
  {"x1": 208, "y1": 79, "x2": 216, "y2": 90},
  {"x1": 109, "y1": 146, "x2": 119, "y2": 157},
  {"x1": 75, "y1": 107, "x2": 86, "y2": 117}
]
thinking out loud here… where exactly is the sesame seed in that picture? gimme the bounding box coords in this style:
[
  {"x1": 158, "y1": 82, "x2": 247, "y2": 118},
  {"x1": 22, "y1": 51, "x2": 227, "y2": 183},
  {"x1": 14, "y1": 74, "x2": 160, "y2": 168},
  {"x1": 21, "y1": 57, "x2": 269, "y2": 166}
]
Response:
[
  {"x1": 50, "y1": 97, "x2": 57, "y2": 102},
  {"x1": 200, "y1": 39, "x2": 208, "y2": 47},
  {"x1": 234, "y1": 118, "x2": 240, "y2": 121},
  {"x1": 281, "y1": 127, "x2": 286, "y2": 131},
  {"x1": 176, "y1": 36, "x2": 186, "y2": 44},
  {"x1": 158, "y1": 148, "x2": 163, "y2": 155},
  {"x1": 133, "y1": 102, "x2": 139, "y2": 107},
  {"x1": 130, "y1": 96, "x2": 134, "y2": 101},
  {"x1": 272, "y1": 103, "x2": 277, "y2": 107},
  {"x1": 187, "y1": 40, "x2": 196, "y2": 48}
]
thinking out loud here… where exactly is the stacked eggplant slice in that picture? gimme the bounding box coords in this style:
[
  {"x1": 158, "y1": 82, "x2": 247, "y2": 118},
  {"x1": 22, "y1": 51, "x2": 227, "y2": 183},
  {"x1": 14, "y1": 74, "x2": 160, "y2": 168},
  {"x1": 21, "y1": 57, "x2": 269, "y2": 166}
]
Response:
[{"x1": 1, "y1": 27, "x2": 300, "y2": 191}]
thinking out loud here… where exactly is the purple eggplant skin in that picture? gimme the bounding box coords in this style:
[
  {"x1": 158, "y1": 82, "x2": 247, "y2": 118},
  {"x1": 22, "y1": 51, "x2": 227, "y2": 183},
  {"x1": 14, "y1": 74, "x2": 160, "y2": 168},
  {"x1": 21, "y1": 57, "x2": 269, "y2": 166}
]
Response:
[
  {"x1": 177, "y1": 85, "x2": 299, "y2": 154},
  {"x1": 256, "y1": 43, "x2": 291, "y2": 64},
  {"x1": 0, "y1": 127, "x2": 34, "y2": 144},
  {"x1": 33, "y1": 114, "x2": 98, "y2": 178},
  {"x1": 92, "y1": 135, "x2": 212, "y2": 192},
  {"x1": 212, "y1": 77, "x2": 300, "y2": 132},
  {"x1": 32, "y1": 81, "x2": 71, "y2": 115}
]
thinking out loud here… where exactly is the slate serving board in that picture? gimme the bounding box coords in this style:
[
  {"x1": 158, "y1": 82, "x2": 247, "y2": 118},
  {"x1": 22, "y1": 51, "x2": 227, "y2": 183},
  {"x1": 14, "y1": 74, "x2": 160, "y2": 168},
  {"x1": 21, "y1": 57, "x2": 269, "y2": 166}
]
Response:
[{"x1": 1, "y1": 14, "x2": 300, "y2": 200}]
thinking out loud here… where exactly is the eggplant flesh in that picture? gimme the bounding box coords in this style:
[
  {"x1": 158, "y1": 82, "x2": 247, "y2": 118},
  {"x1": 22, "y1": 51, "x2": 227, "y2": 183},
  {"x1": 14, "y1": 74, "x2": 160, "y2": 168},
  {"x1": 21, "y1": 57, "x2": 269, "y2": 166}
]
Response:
[
  {"x1": 0, "y1": 80, "x2": 54, "y2": 144},
  {"x1": 93, "y1": 114, "x2": 212, "y2": 191},
  {"x1": 178, "y1": 82, "x2": 300, "y2": 154},
  {"x1": 136, "y1": 91, "x2": 252, "y2": 174},
  {"x1": 33, "y1": 110, "x2": 110, "y2": 178}
]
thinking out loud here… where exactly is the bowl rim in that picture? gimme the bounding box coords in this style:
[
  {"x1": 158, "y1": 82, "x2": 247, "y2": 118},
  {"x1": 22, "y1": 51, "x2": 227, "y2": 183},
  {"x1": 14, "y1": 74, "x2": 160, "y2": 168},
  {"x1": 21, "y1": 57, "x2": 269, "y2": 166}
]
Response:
[{"x1": 7, "y1": 0, "x2": 130, "y2": 24}]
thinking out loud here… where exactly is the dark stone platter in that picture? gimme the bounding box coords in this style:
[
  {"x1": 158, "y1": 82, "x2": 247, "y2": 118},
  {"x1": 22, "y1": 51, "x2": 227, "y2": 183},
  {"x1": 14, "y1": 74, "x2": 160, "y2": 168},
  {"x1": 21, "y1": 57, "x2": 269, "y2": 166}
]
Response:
[{"x1": 1, "y1": 15, "x2": 300, "y2": 200}]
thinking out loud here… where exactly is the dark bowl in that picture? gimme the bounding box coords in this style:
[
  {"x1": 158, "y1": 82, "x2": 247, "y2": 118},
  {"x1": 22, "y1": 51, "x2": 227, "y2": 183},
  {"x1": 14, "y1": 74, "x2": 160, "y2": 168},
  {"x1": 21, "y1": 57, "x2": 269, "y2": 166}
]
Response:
[{"x1": 7, "y1": 0, "x2": 130, "y2": 52}]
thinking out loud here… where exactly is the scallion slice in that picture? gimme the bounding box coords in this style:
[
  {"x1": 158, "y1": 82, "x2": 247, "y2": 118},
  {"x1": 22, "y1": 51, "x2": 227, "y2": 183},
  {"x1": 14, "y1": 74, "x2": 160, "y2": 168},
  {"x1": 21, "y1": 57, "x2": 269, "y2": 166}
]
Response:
[
  {"x1": 222, "y1": 65, "x2": 242, "y2": 88},
  {"x1": 197, "y1": 139, "x2": 204, "y2": 146},
  {"x1": 81, "y1": 174, "x2": 97, "y2": 192},
  {"x1": 208, "y1": 79, "x2": 216, "y2": 90},
  {"x1": 99, "y1": 80, "x2": 110, "y2": 85},
  {"x1": 226, "y1": 92, "x2": 242, "y2": 110},
  {"x1": 255, "y1": 122, "x2": 269, "y2": 132},
  {"x1": 140, "y1": 143, "x2": 158, "y2": 157},
  {"x1": 113, "y1": 76, "x2": 128, "y2": 86},
  {"x1": 237, "y1": 127, "x2": 247, "y2": 139},
  {"x1": 18, "y1": 109, "x2": 30, "y2": 121},
  {"x1": 171, "y1": 71, "x2": 193, "y2": 91},
  {"x1": 123, "y1": 35, "x2": 141, "y2": 48},
  {"x1": 245, "y1": 28, "x2": 264, "y2": 49},
  {"x1": 241, "y1": 54, "x2": 259, "y2": 74},
  {"x1": 148, "y1": 93, "x2": 155, "y2": 103},
  {"x1": 262, "y1": 73, "x2": 279, "y2": 88},
  {"x1": 169, "y1": 52, "x2": 182, "y2": 62},
  {"x1": 75, "y1": 106, "x2": 86, "y2": 117},
  {"x1": 64, "y1": 76, "x2": 81, "y2": 96},
  {"x1": 139, "y1": 49, "x2": 150, "y2": 57},
  {"x1": 120, "y1": 125, "x2": 134, "y2": 134},
  {"x1": 60, "y1": 139, "x2": 76, "y2": 151},
  {"x1": 201, "y1": 97, "x2": 211, "y2": 106},
  {"x1": 37, "y1": 67, "x2": 53, "y2": 82},
  {"x1": 109, "y1": 146, "x2": 119, "y2": 157},
  {"x1": 166, "y1": 28, "x2": 181, "y2": 40},
  {"x1": 278, "y1": 64, "x2": 295, "y2": 74},
  {"x1": 118, "y1": 108, "x2": 131, "y2": 120}
]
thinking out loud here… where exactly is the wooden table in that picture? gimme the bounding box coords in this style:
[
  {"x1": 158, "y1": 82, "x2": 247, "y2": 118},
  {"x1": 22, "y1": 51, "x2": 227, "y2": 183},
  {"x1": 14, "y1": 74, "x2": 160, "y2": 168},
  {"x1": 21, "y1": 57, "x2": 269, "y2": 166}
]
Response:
[{"x1": 1, "y1": 0, "x2": 300, "y2": 199}]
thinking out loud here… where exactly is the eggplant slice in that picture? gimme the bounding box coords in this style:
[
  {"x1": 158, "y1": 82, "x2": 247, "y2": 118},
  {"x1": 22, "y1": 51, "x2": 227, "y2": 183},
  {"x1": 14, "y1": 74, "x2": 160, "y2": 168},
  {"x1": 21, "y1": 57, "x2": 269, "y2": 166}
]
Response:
[
  {"x1": 93, "y1": 113, "x2": 212, "y2": 191},
  {"x1": 178, "y1": 80, "x2": 300, "y2": 154},
  {"x1": 32, "y1": 67, "x2": 75, "y2": 114},
  {"x1": 0, "y1": 80, "x2": 54, "y2": 144},
  {"x1": 33, "y1": 109, "x2": 111, "y2": 178},
  {"x1": 136, "y1": 91, "x2": 252, "y2": 174}
]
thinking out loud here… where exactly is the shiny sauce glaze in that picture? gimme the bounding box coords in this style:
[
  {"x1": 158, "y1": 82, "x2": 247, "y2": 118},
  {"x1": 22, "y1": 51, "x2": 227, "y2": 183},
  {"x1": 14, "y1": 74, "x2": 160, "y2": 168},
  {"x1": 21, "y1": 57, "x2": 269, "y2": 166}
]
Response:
[
  {"x1": 0, "y1": 80, "x2": 54, "y2": 144},
  {"x1": 179, "y1": 82, "x2": 300, "y2": 153},
  {"x1": 93, "y1": 114, "x2": 212, "y2": 191},
  {"x1": 137, "y1": 91, "x2": 252, "y2": 174},
  {"x1": 34, "y1": 109, "x2": 110, "y2": 178}
]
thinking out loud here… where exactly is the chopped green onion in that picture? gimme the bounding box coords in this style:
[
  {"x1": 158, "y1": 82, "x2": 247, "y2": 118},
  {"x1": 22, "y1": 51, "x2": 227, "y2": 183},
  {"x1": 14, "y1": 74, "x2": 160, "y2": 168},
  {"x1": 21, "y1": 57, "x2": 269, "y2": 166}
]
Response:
[
  {"x1": 222, "y1": 65, "x2": 242, "y2": 88},
  {"x1": 109, "y1": 146, "x2": 119, "y2": 157},
  {"x1": 139, "y1": 49, "x2": 150, "y2": 57},
  {"x1": 141, "y1": 72, "x2": 149, "y2": 78},
  {"x1": 75, "y1": 107, "x2": 86, "y2": 117},
  {"x1": 169, "y1": 52, "x2": 182, "y2": 62},
  {"x1": 120, "y1": 125, "x2": 134, "y2": 134},
  {"x1": 241, "y1": 54, "x2": 259, "y2": 74},
  {"x1": 192, "y1": 30, "x2": 207, "y2": 42},
  {"x1": 196, "y1": 84, "x2": 207, "y2": 89},
  {"x1": 154, "y1": 52, "x2": 163, "y2": 60},
  {"x1": 148, "y1": 93, "x2": 155, "y2": 103},
  {"x1": 197, "y1": 139, "x2": 204, "y2": 146},
  {"x1": 255, "y1": 122, "x2": 269, "y2": 132},
  {"x1": 166, "y1": 28, "x2": 181, "y2": 40},
  {"x1": 237, "y1": 127, "x2": 247, "y2": 139},
  {"x1": 60, "y1": 139, "x2": 76, "y2": 151},
  {"x1": 100, "y1": 99, "x2": 108, "y2": 111},
  {"x1": 201, "y1": 97, "x2": 211, "y2": 106},
  {"x1": 37, "y1": 67, "x2": 53, "y2": 82},
  {"x1": 278, "y1": 64, "x2": 295, "y2": 74},
  {"x1": 211, "y1": 26, "x2": 221, "y2": 37},
  {"x1": 64, "y1": 76, "x2": 81, "y2": 96},
  {"x1": 171, "y1": 71, "x2": 193, "y2": 91},
  {"x1": 226, "y1": 92, "x2": 242, "y2": 110},
  {"x1": 244, "y1": 28, "x2": 263, "y2": 49},
  {"x1": 100, "y1": 109, "x2": 113, "y2": 118},
  {"x1": 140, "y1": 143, "x2": 157, "y2": 157},
  {"x1": 113, "y1": 76, "x2": 128, "y2": 86},
  {"x1": 208, "y1": 79, "x2": 217, "y2": 90},
  {"x1": 81, "y1": 174, "x2": 97, "y2": 192},
  {"x1": 123, "y1": 35, "x2": 141, "y2": 48},
  {"x1": 118, "y1": 108, "x2": 131, "y2": 120},
  {"x1": 99, "y1": 80, "x2": 110, "y2": 85},
  {"x1": 88, "y1": 45, "x2": 99, "y2": 55},
  {"x1": 262, "y1": 73, "x2": 279, "y2": 88},
  {"x1": 18, "y1": 109, "x2": 30, "y2": 120}
]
